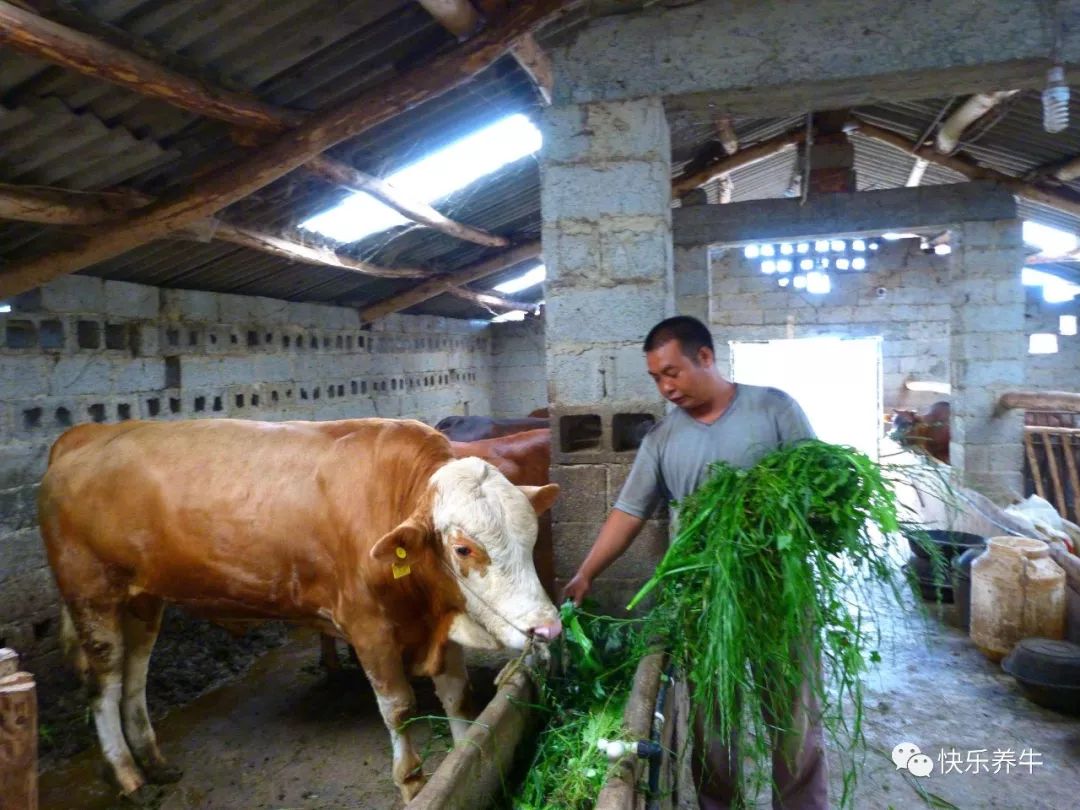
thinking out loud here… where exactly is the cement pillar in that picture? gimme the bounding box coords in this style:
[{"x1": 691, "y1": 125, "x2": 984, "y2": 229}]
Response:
[
  {"x1": 674, "y1": 244, "x2": 709, "y2": 323},
  {"x1": 541, "y1": 96, "x2": 674, "y2": 611},
  {"x1": 949, "y1": 219, "x2": 1027, "y2": 501}
]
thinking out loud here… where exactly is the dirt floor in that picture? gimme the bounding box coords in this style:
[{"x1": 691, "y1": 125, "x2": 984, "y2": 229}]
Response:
[{"x1": 39, "y1": 629, "x2": 502, "y2": 810}]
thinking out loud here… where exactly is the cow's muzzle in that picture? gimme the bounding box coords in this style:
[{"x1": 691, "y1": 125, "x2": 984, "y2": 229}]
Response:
[{"x1": 528, "y1": 618, "x2": 563, "y2": 642}]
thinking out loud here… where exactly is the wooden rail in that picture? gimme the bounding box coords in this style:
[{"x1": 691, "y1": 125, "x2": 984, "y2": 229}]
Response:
[{"x1": 1024, "y1": 425, "x2": 1080, "y2": 524}]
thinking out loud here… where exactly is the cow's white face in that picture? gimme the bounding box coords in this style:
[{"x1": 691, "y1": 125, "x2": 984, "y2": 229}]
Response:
[{"x1": 430, "y1": 457, "x2": 560, "y2": 649}]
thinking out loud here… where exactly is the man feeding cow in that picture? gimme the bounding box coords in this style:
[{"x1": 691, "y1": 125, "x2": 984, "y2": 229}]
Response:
[
  {"x1": 38, "y1": 417, "x2": 560, "y2": 803},
  {"x1": 564, "y1": 316, "x2": 829, "y2": 809}
]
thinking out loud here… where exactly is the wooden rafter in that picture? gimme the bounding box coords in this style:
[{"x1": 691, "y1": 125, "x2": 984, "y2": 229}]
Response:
[
  {"x1": 0, "y1": 182, "x2": 427, "y2": 279},
  {"x1": 934, "y1": 91, "x2": 1018, "y2": 154},
  {"x1": 996, "y1": 390, "x2": 1080, "y2": 415},
  {"x1": 419, "y1": 0, "x2": 554, "y2": 104},
  {"x1": 303, "y1": 156, "x2": 506, "y2": 248},
  {"x1": 853, "y1": 120, "x2": 1080, "y2": 220},
  {"x1": 715, "y1": 115, "x2": 739, "y2": 156},
  {"x1": 1028, "y1": 153, "x2": 1080, "y2": 184},
  {"x1": 0, "y1": 182, "x2": 150, "y2": 224},
  {"x1": 184, "y1": 222, "x2": 428, "y2": 280},
  {"x1": 671, "y1": 130, "x2": 805, "y2": 198},
  {"x1": 0, "y1": 0, "x2": 575, "y2": 299},
  {"x1": 358, "y1": 240, "x2": 541, "y2": 323},
  {"x1": 0, "y1": 0, "x2": 508, "y2": 248},
  {"x1": 444, "y1": 285, "x2": 535, "y2": 313}
]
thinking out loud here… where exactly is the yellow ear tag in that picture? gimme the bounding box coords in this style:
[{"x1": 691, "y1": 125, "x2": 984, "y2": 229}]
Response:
[{"x1": 392, "y1": 546, "x2": 411, "y2": 579}]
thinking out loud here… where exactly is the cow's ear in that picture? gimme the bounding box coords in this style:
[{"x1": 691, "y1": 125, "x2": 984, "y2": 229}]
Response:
[
  {"x1": 370, "y1": 519, "x2": 428, "y2": 563},
  {"x1": 518, "y1": 483, "x2": 560, "y2": 516}
]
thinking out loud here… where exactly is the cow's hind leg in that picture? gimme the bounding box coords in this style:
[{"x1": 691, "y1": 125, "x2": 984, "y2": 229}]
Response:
[
  {"x1": 432, "y1": 642, "x2": 475, "y2": 745},
  {"x1": 67, "y1": 600, "x2": 149, "y2": 797},
  {"x1": 121, "y1": 595, "x2": 181, "y2": 784}
]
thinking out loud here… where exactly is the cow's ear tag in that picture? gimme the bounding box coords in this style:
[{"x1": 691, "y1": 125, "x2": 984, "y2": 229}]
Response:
[{"x1": 392, "y1": 547, "x2": 411, "y2": 579}]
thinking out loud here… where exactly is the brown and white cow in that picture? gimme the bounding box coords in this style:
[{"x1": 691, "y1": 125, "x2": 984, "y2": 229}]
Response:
[
  {"x1": 320, "y1": 427, "x2": 555, "y2": 669},
  {"x1": 39, "y1": 418, "x2": 560, "y2": 803}
]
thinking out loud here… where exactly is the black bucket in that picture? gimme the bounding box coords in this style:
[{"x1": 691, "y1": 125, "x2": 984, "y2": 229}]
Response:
[{"x1": 951, "y1": 545, "x2": 988, "y2": 631}]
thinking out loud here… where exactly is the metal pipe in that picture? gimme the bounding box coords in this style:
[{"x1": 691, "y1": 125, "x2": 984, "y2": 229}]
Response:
[{"x1": 646, "y1": 664, "x2": 676, "y2": 810}]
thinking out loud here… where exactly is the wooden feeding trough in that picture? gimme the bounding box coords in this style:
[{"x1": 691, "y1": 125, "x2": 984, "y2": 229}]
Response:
[{"x1": 406, "y1": 652, "x2": 686, "y2": 810}]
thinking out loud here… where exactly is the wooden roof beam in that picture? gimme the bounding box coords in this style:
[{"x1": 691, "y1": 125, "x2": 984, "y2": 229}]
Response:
[
  {"x1": 934, "y1": 91, "x2": 1018, "y2": 154},
  {"x1": 358, "y1": 240, "x2": 541, "y2": 323},
  {"x1": 0, "y1": 0, "x2": 508, "y2": 248},
  {"x1": 0, "y1": 182, "x2": 150, "y2": 224},
  {"x1": 418, "y1": 0, "x2": 553, "y2": 104},
  {"x1": 443, "y1": 284, "x2": 536, "y2": 314},
  {"x1": 0, "y1": 182, "x2": 428, "y2": 279},
  {"x1": 0, "y1": 1, "x2": 575, "y2": 299},
  {"x1": 671, "y1": 129, "x2": 805, "y2": 198},
  {"x1": 853, "y1": 120, "x2": 1080, "y2": 221},
  {"x1": 715, "y1": 115, "x2": 739, "y2": 155}
]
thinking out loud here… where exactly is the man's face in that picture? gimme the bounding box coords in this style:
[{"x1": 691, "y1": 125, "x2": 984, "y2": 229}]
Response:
[{"x1": 646, "y1": 339, "x2": 713, "y2": 410}]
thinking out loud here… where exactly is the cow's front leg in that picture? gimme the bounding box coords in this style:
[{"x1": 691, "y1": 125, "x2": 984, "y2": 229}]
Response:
[
  {"x1": 353, "y1": 643, "x2": 425, "y2": 802},
  {"x1": 432, "y1": 641, "x2": 475, "y2": 745}
]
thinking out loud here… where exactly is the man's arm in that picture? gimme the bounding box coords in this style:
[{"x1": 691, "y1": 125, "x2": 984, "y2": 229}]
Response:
[{"x1": 563, "y1": 509, "x2": 646, "y2": 605}]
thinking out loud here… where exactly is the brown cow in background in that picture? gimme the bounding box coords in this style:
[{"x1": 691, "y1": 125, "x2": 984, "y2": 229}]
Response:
[{"x1": 891, "y1": 401, "x2": 951, "y2": 463}]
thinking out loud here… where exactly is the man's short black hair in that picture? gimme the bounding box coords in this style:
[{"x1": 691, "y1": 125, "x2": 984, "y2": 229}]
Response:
[{"x1": 643, "y1": 315, "x2": 714, "y2": 360}]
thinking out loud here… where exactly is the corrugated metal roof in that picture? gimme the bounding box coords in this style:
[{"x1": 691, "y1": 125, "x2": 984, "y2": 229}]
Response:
[{"x1": 3, "y1": 3, "x2": 1080, "y2": 315}]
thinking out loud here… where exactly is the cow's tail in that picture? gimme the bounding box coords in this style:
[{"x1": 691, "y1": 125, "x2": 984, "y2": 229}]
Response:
[{"x1": 59, "y1": 605, "x2": 89, "y2": 682}]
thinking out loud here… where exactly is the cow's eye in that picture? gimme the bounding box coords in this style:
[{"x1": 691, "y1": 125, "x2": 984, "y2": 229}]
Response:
[{"x1": 454, "y1": 546, "x2": 471, "y2": 558}]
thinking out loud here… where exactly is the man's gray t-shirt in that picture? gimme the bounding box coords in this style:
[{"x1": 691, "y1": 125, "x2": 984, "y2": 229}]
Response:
[{"x1": 614, "y1": 384, "x2": 816, "y2": 519}]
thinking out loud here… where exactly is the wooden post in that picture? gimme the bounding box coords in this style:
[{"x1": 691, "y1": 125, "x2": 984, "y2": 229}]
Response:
[{"x1": 0, "y1": 648, "x2": 37, "y2": 810}]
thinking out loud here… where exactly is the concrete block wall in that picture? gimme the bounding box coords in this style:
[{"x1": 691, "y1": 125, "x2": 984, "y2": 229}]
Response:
[
  {"x1": 0, "y1": 275, "x2": 493, "y2": 675},
  {"x1": 706, "y1": 238, "x2": 1079, "y2": 412},
  {"x1": 1025, "y1": 297, "x2": 1080, "y2": 389},
  {"x1": 948, "y1": 220, "x2": 1027, "y2": 500},
  {"x1": 707, "y1": 226, "x2": 1072, "y2": 501},
  {"x1": 489, "y1": 317, "x2": 547, "y2": 418},
  {"x1": 709, "y1": 240, "x2": 953, "y2": 411},
  {"x1": 541, "y1": 96, "x2": 674, "y2": 612}
]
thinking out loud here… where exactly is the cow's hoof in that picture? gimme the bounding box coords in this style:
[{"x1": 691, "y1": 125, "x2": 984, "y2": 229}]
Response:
[
  {"x1": 143, "y1": 762, "x2": 184, "y2": 784},
  {"x1": 121, "y1": 783, "x2": 166, "y2": 807},
  {"x1": 398, "y1": 772, "x2": 427, "y2": 803}
]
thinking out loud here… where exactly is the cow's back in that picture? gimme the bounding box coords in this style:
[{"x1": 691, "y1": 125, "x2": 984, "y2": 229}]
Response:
[
  {"x1": 40, "y1": 418, "x2": 451, "y2": 619},
  {"x1": 451, "y1": 429, "x2": 550, "y2": 486},
  {"x1": 436, "y1": 415, "x2": 548, "y2": 442}
]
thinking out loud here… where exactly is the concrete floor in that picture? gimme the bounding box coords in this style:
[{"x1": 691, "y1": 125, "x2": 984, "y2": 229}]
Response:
[
  {"x1": 39, "y1": 595, "x2": 1079, "y2": 810},
  {"x1": 833, "y1": 593, "x2": 1080, "y2": 810}
]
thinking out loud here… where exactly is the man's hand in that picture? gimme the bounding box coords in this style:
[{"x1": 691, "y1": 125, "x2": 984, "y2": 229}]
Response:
[{"x1": 562, "y1": 572, "x2": 592, "y2": 606}]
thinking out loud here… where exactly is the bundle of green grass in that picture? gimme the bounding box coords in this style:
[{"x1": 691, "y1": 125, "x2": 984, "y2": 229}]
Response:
[{"x1": 513, "y1": 440, "x2": 940, "y2": 809}]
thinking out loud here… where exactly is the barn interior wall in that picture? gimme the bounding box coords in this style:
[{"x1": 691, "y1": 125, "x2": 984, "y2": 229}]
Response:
[
  {"x1": 706, "y1": 239, "x2": 1080, "y2": 412},
  {"x1": 1025, "y1": 297, "x2": 1080, "y2": 390},
  {"x1": 489, "y1": 317, "x2": 547, "y2": 418},
  {"x1": 0, "y1": 274, "x2": 494, "y2": 676}
]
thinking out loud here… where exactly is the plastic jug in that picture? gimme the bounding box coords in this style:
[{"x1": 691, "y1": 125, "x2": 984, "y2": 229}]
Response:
[{"x1": 970, "y1": 536, "x2": 1066, "y2": 662}]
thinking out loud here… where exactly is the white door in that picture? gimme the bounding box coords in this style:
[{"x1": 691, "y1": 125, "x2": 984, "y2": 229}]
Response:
[{"x1": 730, "y1": 337, "x2": 882, "y2": 459}]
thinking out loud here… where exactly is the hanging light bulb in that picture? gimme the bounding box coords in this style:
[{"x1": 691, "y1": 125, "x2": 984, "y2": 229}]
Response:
[{"x1": 1043, "y1": 65, "x2": 1069, "y2": 133}]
